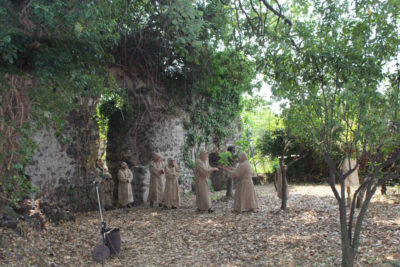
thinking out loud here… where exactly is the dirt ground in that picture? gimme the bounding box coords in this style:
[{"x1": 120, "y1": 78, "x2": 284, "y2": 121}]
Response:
[{"x1": 0, "y1": 184, "x2": 399, "y2": 266}]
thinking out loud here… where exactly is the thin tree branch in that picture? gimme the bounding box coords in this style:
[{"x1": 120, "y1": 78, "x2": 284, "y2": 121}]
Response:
[
  {"x1": 238, "y1": 0, "x2": 257, "y2": 33},
  {"x1": 260, "y1": 0, "x2": 292, "y2": 27},
  {"x1": 286, "y1": 149, "x2": 309, "y2": 168}
]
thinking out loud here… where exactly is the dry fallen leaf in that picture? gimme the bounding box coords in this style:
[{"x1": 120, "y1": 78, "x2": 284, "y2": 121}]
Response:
[{"x1": 0, "y1": 184, "x2": 399, "y2": 266}]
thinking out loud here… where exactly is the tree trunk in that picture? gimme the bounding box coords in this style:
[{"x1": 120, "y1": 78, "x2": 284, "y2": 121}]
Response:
[
  {"x1": 352, "y1": 181, "x2": 378, "y2": 257},
  {"x1": 341, "y1": 245, "x2": 354, "y2": 267},
  {"x1": 280, "y1": 164, "x2": 288, "y2": 210},
  {"x1": 339, "y1": 177, "x2": 354, "y2": 267},
  {"x1": 226, "y1": 178, "x2": 233, "y2": 197},
  {"x1": 340, "y1": 197, "x2": 355, "y2": 266},
  {"x1": 355, "y1": 190, "x2": 363, "y2": 208},
  {"x1": 380, "y1": 182, "x2": 387, "y2": 195}
]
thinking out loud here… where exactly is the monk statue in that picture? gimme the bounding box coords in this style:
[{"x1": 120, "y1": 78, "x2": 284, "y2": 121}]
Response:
[
  {"x1": 194, "y1": 150, "x2": 218, "y2": 213},
  {"x1": 101, "y1": 166, "x2": 115, "y2": 210},
  {"x1": 118, "y1": 162, "x2": 134, "y2": 208},
  {"x1": 148, "y1": 153, "x2": 165, "y2": 207},
  {"x1": 163, "y1": 158, "x2": 180, "y2": 209},
  {"x1": 225, "y1": 152, "x2": 259, "y2": 213},
  {"x1": 340, "y1": 157, "x2": 361, "y2": 206}
]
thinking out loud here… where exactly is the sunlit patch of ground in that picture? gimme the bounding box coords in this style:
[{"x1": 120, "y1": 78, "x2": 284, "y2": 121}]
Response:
[{"x1": 0, "y1": 184, "x2": 399, "y2": 266}]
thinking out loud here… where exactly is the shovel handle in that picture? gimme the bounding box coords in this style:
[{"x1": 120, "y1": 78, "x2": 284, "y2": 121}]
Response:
[{"x1": 95, "y1": 183, "x2": 107, "y2": 242}]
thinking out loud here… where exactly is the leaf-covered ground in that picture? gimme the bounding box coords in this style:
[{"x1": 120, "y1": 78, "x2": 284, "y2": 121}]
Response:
[{"x1": 1, "y1": 184, "x2": 399, "y2": 266}]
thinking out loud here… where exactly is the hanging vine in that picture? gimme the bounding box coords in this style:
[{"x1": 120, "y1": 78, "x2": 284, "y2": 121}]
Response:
[{"x1": 0, "y1": 74, "x2": 37, "y2": 204}]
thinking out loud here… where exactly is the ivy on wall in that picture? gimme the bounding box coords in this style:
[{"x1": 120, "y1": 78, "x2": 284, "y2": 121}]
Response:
[
  {"x1": 0, "y1": 0, "x2": 122, "y2": 205},
  {"x1": 0, "y1": 0, "x2": 258, "y2": 206}
]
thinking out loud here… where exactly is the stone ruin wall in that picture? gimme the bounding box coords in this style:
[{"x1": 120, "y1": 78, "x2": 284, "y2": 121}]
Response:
[
  {"x1": 25, "y1": 128, "x2": 77, "y2": 196},
  {"x1": 25, "y1": 69, "x2": 196, "y2": 210},
  {"x1": 25, "y1": 107, "x2": 100, "y2": 211},
  {"x1": 24, "y1": 69, "x2": 239, "y2": 210},
  {"x1": 106, "y1": 70, "x2": 195, "y2": 204}
]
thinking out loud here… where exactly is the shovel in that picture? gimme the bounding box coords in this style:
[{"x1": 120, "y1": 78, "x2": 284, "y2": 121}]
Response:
[{"x1": 92, "y1": 181, "x2": 121, "y2": 263}]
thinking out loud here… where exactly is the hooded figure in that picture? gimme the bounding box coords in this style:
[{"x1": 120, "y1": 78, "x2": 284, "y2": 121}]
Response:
[
  {"x1": 341, "y1": 158, "x2": 360, "y2": 204},
  {"x1": 163, "y1": 158, "x2": 180, "y2": 209},
  {"x1": 341, "y1": 158, "x2": 360, "y2": 188},
  {"x1": 194, "y1": 151, "x2": 218, "y2": 213},
  {"x1": 118, "y1": 162, "x2": 133, "y2": 207},
  {"x1": 148, "y1": 153, "x2": 165, "y2": 207},
  {"x1": 101, "y1": 168, "x2": 114, "y2": 209},
  {"x1": 226, "y1": 152, "x2": 259, "y2": 213}
]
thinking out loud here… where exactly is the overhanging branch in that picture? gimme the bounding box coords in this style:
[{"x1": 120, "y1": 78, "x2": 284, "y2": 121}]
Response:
[{"x1": 260, "y1": 0, "x2": 292, "y2": 27}]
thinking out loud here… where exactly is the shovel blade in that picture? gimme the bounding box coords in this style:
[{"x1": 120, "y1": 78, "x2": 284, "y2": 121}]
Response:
[{"x1": 92, "y1": 244, "x2": 110, "y2": 262}]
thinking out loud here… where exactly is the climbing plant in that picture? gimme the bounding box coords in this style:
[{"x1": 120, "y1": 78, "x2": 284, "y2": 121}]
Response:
[
  {"x1": 0, "y1": 0, "x2": 122, "y2": 205},
  {"x1": 0, "y1": 0, "x2": 260, "y2": 204}
]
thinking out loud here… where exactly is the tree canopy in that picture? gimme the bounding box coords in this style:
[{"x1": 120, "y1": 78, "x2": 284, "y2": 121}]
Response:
[{"x1": 1, "y1": 1, "x2": 400, "y2": 265}]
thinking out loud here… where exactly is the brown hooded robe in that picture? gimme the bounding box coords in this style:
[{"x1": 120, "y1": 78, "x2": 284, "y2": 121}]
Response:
[
  {"x1": 194, "y1": 154, "x2": 215, "y2": 211},
  {"x1": 148, "y1": 158, "x2": 165, "y2": 204},
  {"x1": 101, "y1": 171, "x2": 114, "y2": 207},
  {"x1": 118, "y1": 166, "x2": 133, "y2": 206},
  {"x1": 163, "y1": 160, "x2": 180, "y2": 207},
  {"x1": 228, "y1": 152, "x2": 259, "y2": 212}
]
